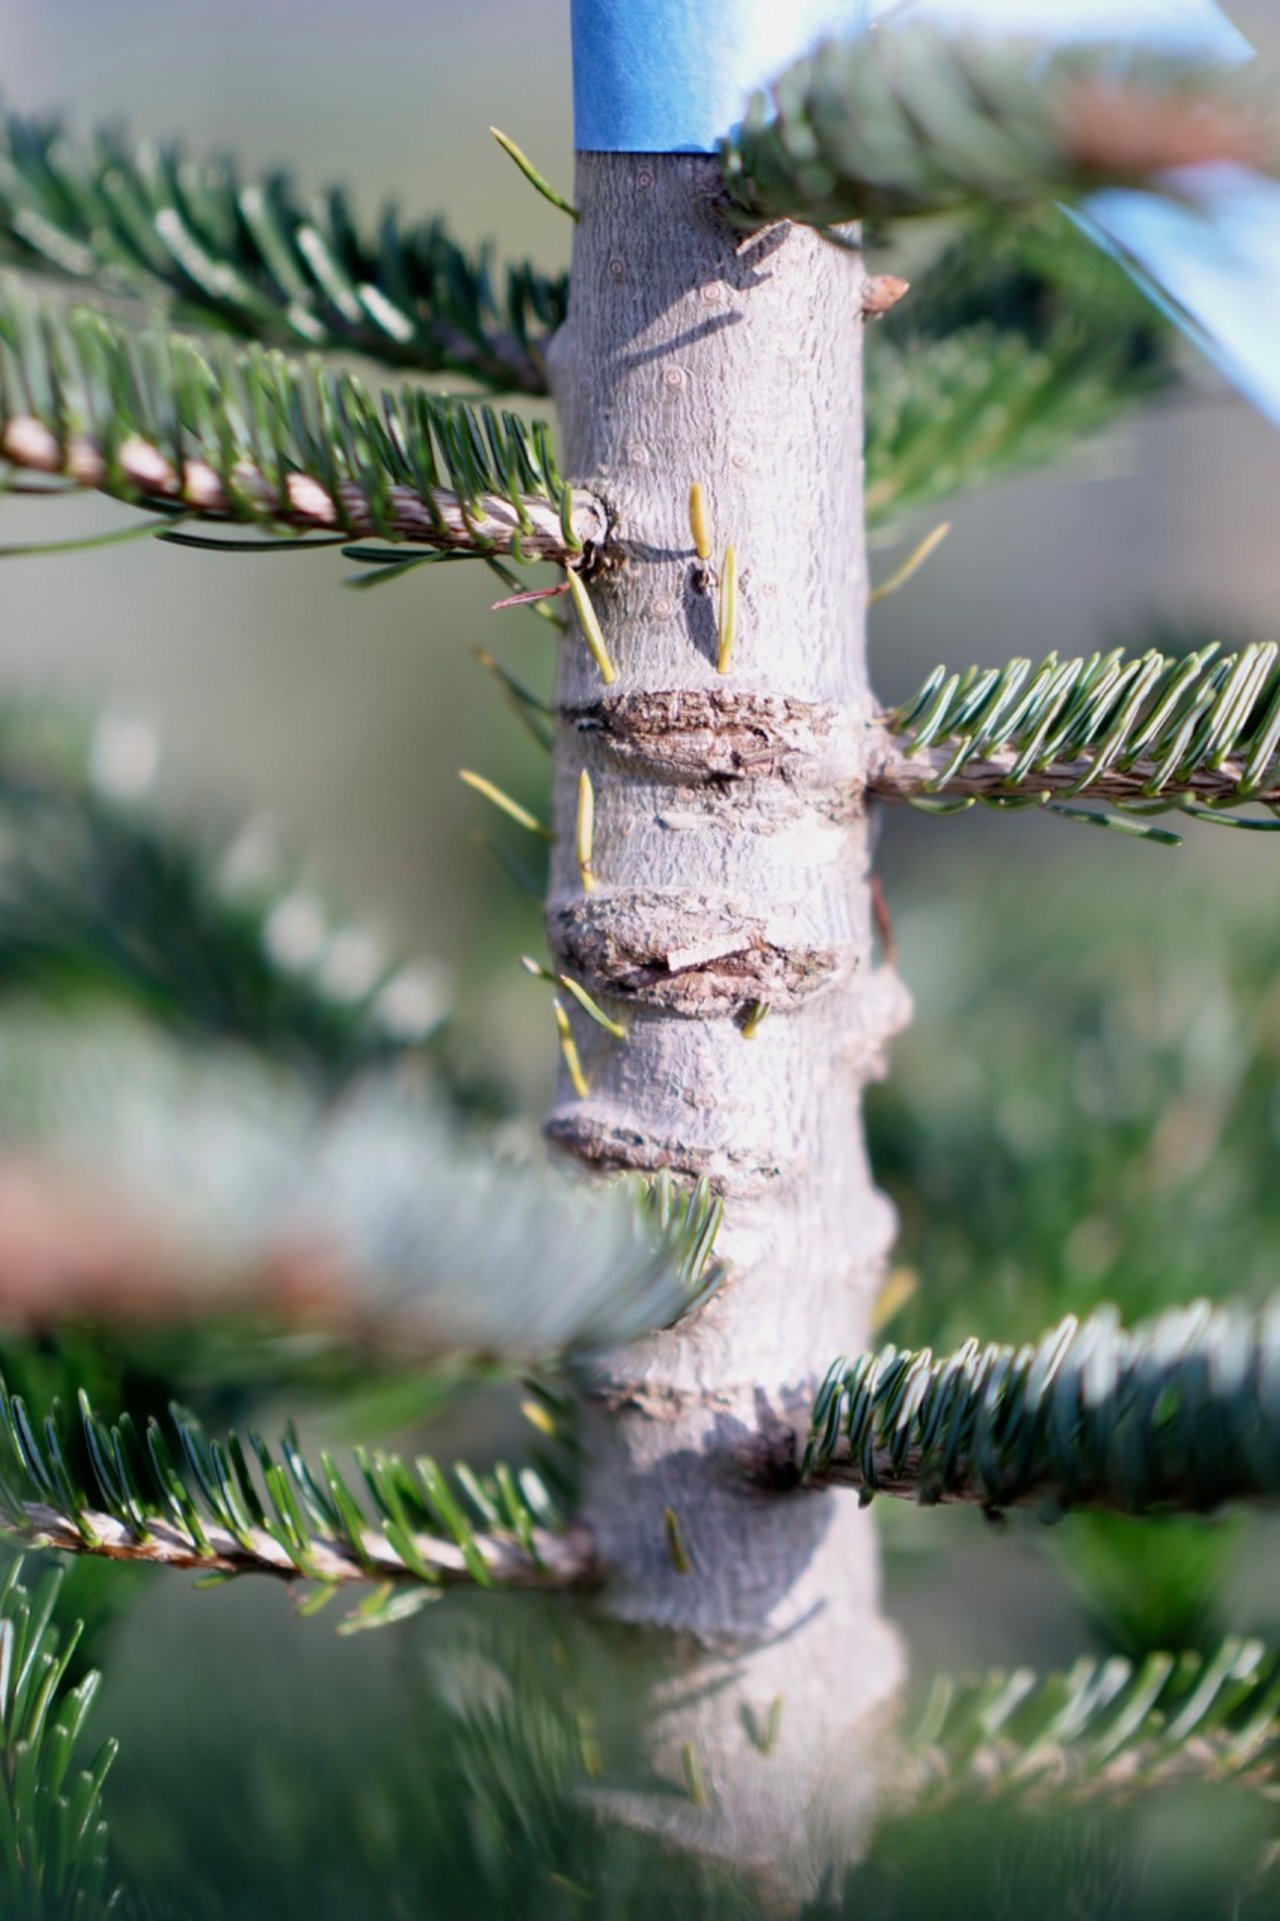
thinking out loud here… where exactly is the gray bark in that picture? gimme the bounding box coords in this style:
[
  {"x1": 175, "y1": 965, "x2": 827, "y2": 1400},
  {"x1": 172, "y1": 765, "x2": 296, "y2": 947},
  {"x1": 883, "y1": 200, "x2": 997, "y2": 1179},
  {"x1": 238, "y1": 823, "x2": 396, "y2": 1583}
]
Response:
[{"x1": 545, "y1": 155, "x2": 907, "y2": 1886}]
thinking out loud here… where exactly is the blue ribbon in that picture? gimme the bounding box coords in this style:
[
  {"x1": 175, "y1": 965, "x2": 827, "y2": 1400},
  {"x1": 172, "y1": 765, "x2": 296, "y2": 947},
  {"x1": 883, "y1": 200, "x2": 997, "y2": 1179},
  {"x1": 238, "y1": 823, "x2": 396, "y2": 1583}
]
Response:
[{"x1": 570, "y1": 0, "x2": 1280, "y2": 427}]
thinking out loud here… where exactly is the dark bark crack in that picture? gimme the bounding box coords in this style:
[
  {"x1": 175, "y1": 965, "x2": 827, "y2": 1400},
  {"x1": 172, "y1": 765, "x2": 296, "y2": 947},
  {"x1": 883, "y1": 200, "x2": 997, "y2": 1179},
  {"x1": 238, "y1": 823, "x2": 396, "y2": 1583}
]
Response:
[
  {"x1": 563, "y1": 689, "x2": 837, "y2": 784},
  {"x1": 544, "y1": 1109, "x2": 783, "y2": 1183},
  {"x1": 552, "y1": 890, "x2": 842, "y2": 1016}
]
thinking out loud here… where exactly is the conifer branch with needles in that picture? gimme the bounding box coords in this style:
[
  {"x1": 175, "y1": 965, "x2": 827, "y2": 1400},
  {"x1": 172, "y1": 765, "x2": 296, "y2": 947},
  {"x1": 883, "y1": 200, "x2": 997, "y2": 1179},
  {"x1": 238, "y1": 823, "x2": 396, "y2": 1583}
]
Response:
[
  {"x1": 864, "y1": 214, "x2": 1174, "y2": 532},
  {"x1": 0, "y1": 1381, "x2": 595, "y2": 1598},
  {"x1": 720, "y1": 25, "x2": 1277, "y2": 230},
  {"x1": 0, "y1": 1560, "x2": 120, "y2": 1916},
  {"x1": 802, "y1": 1295, "x2": 1280, "y2": 1516},
  {"x1": 0, "y1": 281, "x2": 603, "y2": 562},
  {"x1": 0, "y1": 106, "x2": 566, "y2": 390},
  {"x1": 872, "y1": 642, "x2": 1280, "y2": 841},
  {"x1": 910, "y1": 1637, "x2": 1280, "y2": 1807}
]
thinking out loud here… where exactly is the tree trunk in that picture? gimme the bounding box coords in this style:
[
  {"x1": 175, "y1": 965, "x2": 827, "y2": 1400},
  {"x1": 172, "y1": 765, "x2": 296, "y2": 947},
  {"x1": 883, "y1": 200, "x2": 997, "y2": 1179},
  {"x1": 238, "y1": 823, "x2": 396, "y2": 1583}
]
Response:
[{"x1": 545, "y1": 155, "x2": 908, "y2": 1888}]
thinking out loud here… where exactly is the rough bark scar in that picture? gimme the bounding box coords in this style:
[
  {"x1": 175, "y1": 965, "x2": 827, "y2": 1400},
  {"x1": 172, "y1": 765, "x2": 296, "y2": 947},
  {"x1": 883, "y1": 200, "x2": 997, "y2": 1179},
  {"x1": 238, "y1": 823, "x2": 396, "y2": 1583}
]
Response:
[
  {"x1": 552, "y1": 891, "x2": 841, "y2": 1016},
  {"x1": 563, "y1": 689, "x2": 836, "y2": 784},
  {"x1": 543, "y1": 1108, "x2": 780, "y2": 1184}
]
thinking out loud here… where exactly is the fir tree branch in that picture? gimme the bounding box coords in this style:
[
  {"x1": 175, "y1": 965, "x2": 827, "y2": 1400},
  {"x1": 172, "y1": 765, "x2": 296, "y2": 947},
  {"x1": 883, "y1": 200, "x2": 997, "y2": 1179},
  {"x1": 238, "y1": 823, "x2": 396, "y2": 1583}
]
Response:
[
  {"x1": 14, "y1": 1498, "x2": 592, "y2": 1592},
  {"x1": 720, "y1": 25, "x2": 1276, "y2": 229},
  {"x1": 0, "y1": 1559, "x2": 120, "y2": 1917},
  {"x1": 0, "y1": 105, "x2": 565, "y2": 390},
  {"x1": 803, "y1": 1295, "x2": 1280, "y2": 1515},
  {"x1": 864, "y1": 215, "x2": 1172, "y2": 531},
  {"x1": 871, "y1": 642, "x2": 1280, "y2": 841},
  {"x1": 864, "y1": 316, "x2": 1163, "y2": 532},
  {"x1": 0, "y1": 1019, "x2": 722, "y2": 1367},
  {"x1": 910, "y1": 1637, "x2": 1280, "y2": 1806},
  {"x1": 0, "y1": 282, "x2": 603, "y2": 561},
  {"x1": 0, "y1": 1381, "x2": 595, "y2": 1596},
  {"x1": 0, "y1": 702, "x2": 454, "y2": 1087}
]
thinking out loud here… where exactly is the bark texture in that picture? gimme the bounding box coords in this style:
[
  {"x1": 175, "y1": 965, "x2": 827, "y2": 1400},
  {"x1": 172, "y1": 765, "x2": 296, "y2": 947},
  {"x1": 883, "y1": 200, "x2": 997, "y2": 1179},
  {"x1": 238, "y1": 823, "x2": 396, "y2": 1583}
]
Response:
[{"x1": 546, "y1": 157, "x2": 907, "y2": 1883}]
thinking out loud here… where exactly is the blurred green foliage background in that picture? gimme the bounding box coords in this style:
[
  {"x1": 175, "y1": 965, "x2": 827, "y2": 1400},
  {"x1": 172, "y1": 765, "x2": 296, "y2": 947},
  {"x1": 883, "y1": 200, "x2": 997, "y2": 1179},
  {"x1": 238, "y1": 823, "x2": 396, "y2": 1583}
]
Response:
[{"x1": 3, "y1": 1, "x2": 1280, "y2": 1913}]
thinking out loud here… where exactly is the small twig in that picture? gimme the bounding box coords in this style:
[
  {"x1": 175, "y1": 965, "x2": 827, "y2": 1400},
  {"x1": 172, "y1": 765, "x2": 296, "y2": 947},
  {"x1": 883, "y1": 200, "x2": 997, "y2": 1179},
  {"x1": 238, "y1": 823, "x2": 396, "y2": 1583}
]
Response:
[
  {"x1": 576, "y1": 769, "x2": 597, "y2": 894},
  {"x1": 680, "y1": 1742, "x2": 709, "y2": 1806},
  {"x1": 688, "y1": 481, "x2": 712, "y2": 563},
  {"x1": 663, "y1": 1506, "x2": 693, "y2": 1575},
  {"x1": 458, "y1": 769, "x2": 553, "y2": 839},
  {"x1": 567, "y1": 570, "x2": 617, "y2": 685},
  {"x1": 519, "y1": 956, "x2": 626, "y2": 1040},
  {"x1": 553, "y1": 999, "x2": 590, "y2": 1098}
]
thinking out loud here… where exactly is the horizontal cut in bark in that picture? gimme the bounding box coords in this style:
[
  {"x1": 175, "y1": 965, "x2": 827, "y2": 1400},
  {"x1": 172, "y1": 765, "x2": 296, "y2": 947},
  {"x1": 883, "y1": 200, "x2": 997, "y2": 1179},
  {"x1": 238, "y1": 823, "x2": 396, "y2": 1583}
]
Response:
[
  {"x1": 553, "y1": 889, "x2": 842, "y2": 1017},
  {"x1": 543, "y1": 1106, "x2": 787, "y2": 1184},
  {"x1": 565, "y1": 688, "x2": 841, "y2": 785}
]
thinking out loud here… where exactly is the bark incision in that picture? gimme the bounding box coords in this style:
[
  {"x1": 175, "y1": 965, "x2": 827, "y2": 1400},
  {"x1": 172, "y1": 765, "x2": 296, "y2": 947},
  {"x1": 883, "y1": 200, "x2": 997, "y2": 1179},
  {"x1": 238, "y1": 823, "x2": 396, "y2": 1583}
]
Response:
[{"x1": 546, "y1": 157, "x2": 906, "y2": 1878}]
